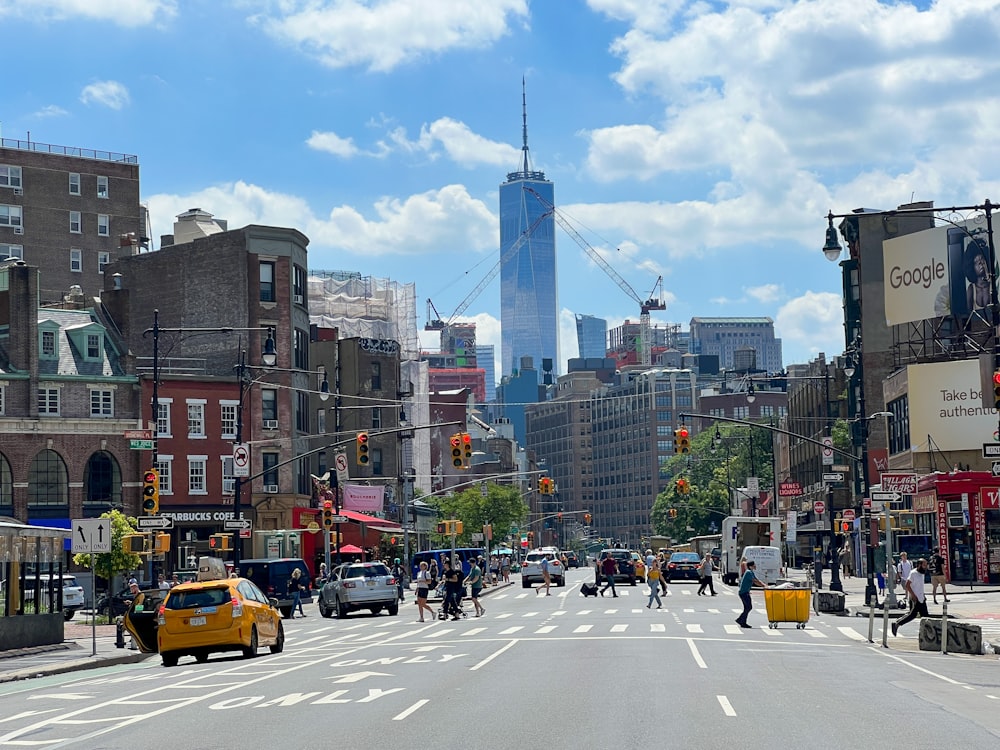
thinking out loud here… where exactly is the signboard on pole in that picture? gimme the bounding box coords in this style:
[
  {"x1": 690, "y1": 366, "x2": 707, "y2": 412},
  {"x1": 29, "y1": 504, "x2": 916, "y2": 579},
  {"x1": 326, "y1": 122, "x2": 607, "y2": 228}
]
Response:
[
  {"x1": 778, "y1": 481, "x2": 802, "y2": 498},
  {"x1": 879, "y1": 473, "x2": 917, "y2": 494},
  {"x1": 124, "y1": 429, "x2": 153, "y2": 440},
  {"x1": 786, "y1": 510, "x2": 797, "y2": 543},
  {"x1": 842, "y1": 509, "x2": 857, "y2": 522},
  {"x1": 746, "y1": 477, "x2": 759, "y2": 494},
  {"x1": 71, "y1": 518, "x2": 111, "y2": 553},
  {"x1": 813, "y1": 500, "x2": 826, "y2": 515},
  {"x1": 232, "y1": 443, "x2": 250, "y2": 477},
  {"x1": 821, "y1": 437, "x2": 834, "y2": 466},
  {"x1": 334, "y1": 451, "x2": 350, "y2": 485}
]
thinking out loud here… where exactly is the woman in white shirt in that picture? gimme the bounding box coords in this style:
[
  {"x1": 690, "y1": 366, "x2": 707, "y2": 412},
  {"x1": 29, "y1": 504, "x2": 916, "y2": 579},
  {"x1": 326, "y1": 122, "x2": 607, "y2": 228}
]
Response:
[{"x1": 414, "y1": 561, "x2": 434, "y2": 623}]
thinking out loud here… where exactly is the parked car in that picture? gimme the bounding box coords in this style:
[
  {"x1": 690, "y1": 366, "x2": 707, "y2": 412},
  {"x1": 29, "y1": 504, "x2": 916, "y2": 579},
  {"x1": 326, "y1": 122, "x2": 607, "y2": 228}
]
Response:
[
  {"x1": 317, "y1": 562, "x2": 400, "y2": 618},
  {"x1": 563, "y1": 551, "x2": 580, "y2": 569},
  {"x1": 520, "y1": 550, "x2": 565, "y2": 588},
  {"x1": 711, "y1": 548, "x2": 721, "y2": 568},
  {"x1": 595, "y1": 549, "x2": 637, "y2": 585},
  {"x1": 239, "y1": 558, "x2": 312, "y2": 619},
  {"x1": 124, "y1": 576, "x2": 284, "y2": 667},
  {"x1": 665, "y1": 552, "x2": 702, "y2": 582},
  {"x1": 13, "y1": 574, "x2": 85, "y2": 620},
  {"x1": 96, "y1": 587, "x2": 138, "y2": 618}
]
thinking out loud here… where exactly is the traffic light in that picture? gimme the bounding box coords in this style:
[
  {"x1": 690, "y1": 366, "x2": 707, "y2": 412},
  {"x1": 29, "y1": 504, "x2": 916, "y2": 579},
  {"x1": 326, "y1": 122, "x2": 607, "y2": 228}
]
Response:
[
  {"x1": 539, "y1": 477, "x2": 553, "y2": 495},
  {"x1": 669, "y1": 508, "x2": 678, "y2": 519},
  {"x1": 675, "y1": 478, "x2": 690, "y2": 495},
  {"x1": 841, "y1": 521, "x2": 850, "y2": 533},
  {"x1": 527, "y1": 531, "x2": 534, "y2": 543},
  {"x1": 454, "y1": 520, "x2": 464, "y2": 535},
  {"x1": 209, "y1": 533, "x2": 231, "y2": 551},
  {"x1": 322, "y1": 500, "x2": 334, "y2": 529},
  {"x1": 154, "y1": 533, "x2": 170, "y2": 554},
  {"x1": 462, "y1": 432, "x2": 472, "y2": 469},
  {"x1": 556, "y1": 512, "x2": 563, "y2": 523},
  {"x1": 123, "y1": 534, "x2": 145, "y2": 553},
  {"x1": 356, "y1": 432, "x2": 370, "y2": 465},
  {"x1": 584, "y1": 513, "x2": 592, "y2": 525},
  {"x1": 450, "y1": 434, "x2": 463, "y2": 468},
  {"x1": 675, "y1": 426, "x2": 690, "y2": 454},
  {"x1": 142, "y1": 468, "x2": 159, "y2": 514},
  {"x1": 436, "y1": 522, "x2": 447, "y2": 534},
  {"x1": 993, "y1": 370, "x2": 1000, "y2": 409}
]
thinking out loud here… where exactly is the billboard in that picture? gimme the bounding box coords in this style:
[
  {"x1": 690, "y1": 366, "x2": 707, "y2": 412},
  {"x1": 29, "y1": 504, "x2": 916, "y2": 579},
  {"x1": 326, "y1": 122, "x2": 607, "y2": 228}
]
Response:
[
  {"x1": 907, "y1": 359, "x2": 997, "y2": 452},
  {"x1": 883, "y1": 220, "x2": 991, "y2": 326}
]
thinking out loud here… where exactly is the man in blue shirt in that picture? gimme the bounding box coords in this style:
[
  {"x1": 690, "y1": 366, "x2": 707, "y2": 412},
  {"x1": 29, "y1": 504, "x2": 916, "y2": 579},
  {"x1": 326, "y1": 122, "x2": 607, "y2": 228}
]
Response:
[{"x1": 736, "y1": 560, "x2": 765, "y2": 628}]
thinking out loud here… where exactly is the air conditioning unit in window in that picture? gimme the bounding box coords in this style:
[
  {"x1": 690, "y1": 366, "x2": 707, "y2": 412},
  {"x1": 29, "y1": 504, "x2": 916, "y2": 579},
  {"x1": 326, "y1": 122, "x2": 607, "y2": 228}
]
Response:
[
  {"x1": 222, "y1": 479, "x2": 235, "y2": 494},
  {"x1": 13, "y1": 187, "x2": 22, "y2": 196},
  {"x1": 13, "y1": 226, "x2": 23, "y2": 235},
  {"x1": 264, "y1": 484, "x2": 279, "y2": 494},
  {"x1": 263, "y1": 419, "x2": 278, "y2": 430},
  {"x1": 293, "y1": 294, "x2": 304, "y2": 305}
]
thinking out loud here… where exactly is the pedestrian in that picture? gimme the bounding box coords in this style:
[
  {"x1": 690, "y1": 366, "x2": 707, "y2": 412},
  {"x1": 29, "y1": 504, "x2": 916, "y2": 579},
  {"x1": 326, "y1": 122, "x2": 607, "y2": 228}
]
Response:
[
  {"x1": 930, "y1": 547, "x2": 950, "y2": 604},
  {"x1": 501, "y1": 555, "x2": 511, "y2": 583},
  {"x1": 536, "y1": 553, "x2": 552, "y2": 595},
  {"x1": 157, "y1": 574, "x2": 170, "y2": 591},
  {"x1": 391, "y1": 558, "x2": 405, "y2": 601},
  {"x1": 170, "y1": 573, "x2": 180, "y2": 588},
  {"x1": 443, "y1": 559, "x2": 462, "y2": 620},
  {"x1": 876, "y1": 571, "x2": 886, "y2": 597},
  {"x1": 414, "y1": 561, "x2": 435, "y2": 622},
  {"x1": 646, "y1": 556, "x2": 662, "y2": 609},
  {"x1": 658, "y1": 552, "x2": 669, "y2": 595},
  {"x1": 465, "y1": 557, "x2": 486, "y2": 617},
  {"x1": 697, "y1": 551, "x2": 717, "y2": 596},
  {"x1": 490, "y1": 555, "x2": 500, "y2": 585},
  {"x1": 317, "y1": 562, "x2": 328, "y2": 586},
  {"x1": 892, "y1": 558, "x2": 930, "y2": 636},
  {"x1": 735, "y1": 560, "x2": 766, "y2": 628},
  {"x1": 599, "y1": 553, "x2": 618, "y2": 597},
  {"x1": 287, "y1": 568, "x2": 306, "y2": 618},
  {"x1": 429, "y1": 558, "x2": 440, "y2": 591},
  {"x1": 895, "y1": 551, "x2": 912, "y2": 590}
]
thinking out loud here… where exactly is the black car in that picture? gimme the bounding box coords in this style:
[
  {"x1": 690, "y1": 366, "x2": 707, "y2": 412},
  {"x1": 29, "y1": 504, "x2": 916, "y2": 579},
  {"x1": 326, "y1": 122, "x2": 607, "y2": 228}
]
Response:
[
  {"x1": 564, "y1": 551, "x2": 579, "y2": 569},
  {"x1": 665, "y1": 552, "x2": 702, "y2": 582},
  {"x1": 96, "y1": 587, "x2": 139, "y2": 617},
  {"x1": 596, "y1": 549, "x2": 637, "y2": 585},
  {"x1": 240, "y1": 558, "x2": 313, "y2": 619}
]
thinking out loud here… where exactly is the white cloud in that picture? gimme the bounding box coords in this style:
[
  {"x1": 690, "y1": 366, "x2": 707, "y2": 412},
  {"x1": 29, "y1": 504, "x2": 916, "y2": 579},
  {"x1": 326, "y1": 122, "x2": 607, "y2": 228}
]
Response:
[
  {"x1": 145, "y1": 181, "x2": 497, "y2": 257},
  {"x1": 746, "y1": 284, "x2": 782, "y2": 303},
  {"x1": 33, "y1": 105, "x2": 68, "y2": 118},
  {"x1": 0, "y1": 0, "x2": 176, "y2": 26},
  {"x1": 79, "y1": 81, "x2": 130, "y2": 110},
  {"x1": 774, "y1": 291, "x2": 843, "y2": 365},
  {"x1": 252, "y1": 0, "x2": 529, "y2": 72},
  {"x1": 306, "y1": 130, "x2": 360, "y2": 158}
]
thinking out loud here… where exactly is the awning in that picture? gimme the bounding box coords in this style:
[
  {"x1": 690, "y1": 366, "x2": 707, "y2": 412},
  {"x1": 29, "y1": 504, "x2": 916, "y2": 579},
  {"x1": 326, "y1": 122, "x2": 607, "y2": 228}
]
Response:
[{"x1": 338, "y1": 509, "x2": 403, "y2": 534}]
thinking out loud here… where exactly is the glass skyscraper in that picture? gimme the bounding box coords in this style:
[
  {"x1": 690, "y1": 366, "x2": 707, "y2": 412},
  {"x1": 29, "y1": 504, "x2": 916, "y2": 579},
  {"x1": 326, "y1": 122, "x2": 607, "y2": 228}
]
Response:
[
  {"x1": 500, "y1": 82, "x2": 557, "y2": 382},
  {"x1": 575, "y1": 314, "x2": 607, "y2": 359}
]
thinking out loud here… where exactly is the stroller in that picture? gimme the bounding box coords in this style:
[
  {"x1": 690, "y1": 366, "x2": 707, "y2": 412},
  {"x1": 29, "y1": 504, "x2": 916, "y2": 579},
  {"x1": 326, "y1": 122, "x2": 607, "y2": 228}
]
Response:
[
  {"x1": 580, "y1": 582, "x2": 599, "y2": 597},
  {"x1": 437, "y1": 585, "x2": 469, "y2": 620}
]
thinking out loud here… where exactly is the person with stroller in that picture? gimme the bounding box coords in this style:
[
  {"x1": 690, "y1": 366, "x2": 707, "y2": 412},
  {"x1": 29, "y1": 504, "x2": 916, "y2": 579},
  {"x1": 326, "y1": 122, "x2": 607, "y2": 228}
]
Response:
[{"x1": 442, "y1": 558, "x2": 463, "y2": 620}]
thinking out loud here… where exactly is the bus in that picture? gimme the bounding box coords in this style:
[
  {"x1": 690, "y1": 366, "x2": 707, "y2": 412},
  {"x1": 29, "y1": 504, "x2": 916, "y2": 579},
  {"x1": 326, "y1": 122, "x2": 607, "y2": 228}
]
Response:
[{"x1": 410, "y1": 548, "x2": 485, "y2": 580}]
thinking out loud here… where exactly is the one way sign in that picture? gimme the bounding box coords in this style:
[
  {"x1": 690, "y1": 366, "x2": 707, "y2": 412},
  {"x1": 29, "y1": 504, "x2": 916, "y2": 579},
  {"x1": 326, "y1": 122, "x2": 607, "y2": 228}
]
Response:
[{"x1": 992, "y1": 461, "x2": 1000, "y2": 478}]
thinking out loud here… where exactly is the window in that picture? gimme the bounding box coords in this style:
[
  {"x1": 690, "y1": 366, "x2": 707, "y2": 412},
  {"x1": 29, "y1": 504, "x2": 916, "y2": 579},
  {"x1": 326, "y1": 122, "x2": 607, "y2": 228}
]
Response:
[
  {"x1": 261, "y1": 388, "x2": 278, "y2": 422},
  {"x1": 316, "y1": 409, "x2": 326, "y2": 434},
  {"x1": 759, "y1": 405, "x2": 775, "y2": 416},
  {"x1": 371, "y1": 361, "x2": 381, "y2": 390},
  {"x1": 41, "y1": 330, "x2": 56, "y2": 356},
  {"x1": 156, "y1": 399, "x2": 172, "y2": 438},
  {"x1": 0, "y1": 243, "x2": 23, "y2": 260},
  {"x1": 733, "y1": 406, "x2": 749, "y2": 420},
  {"x1": 220, "y1": 400, "x2": 238, "y2": 439},
  {"x1": 28, "y1": 450, "x2": 68, "y2": 506},
  {"x1": 372, "y1": 448, "x2": 383, "y2": 476},
  {"x1": 296, "y1": 391, "x2": 308, "y2": 432},
  {"x1": 0, "y1": 205, "x2": 22, "y2": 227},
  {"x1": 38, "y1": 387, "x2": 60, "y2": 415},
  {"x1": 98, "y1": 251, "x2": 110, "y2": 273},
  {"x1": 90, "y1": 388, "x2": 113, "y2": 417},
  {"x1": 298, "y1": 456, "x2": 310, "y2": 495},
  {"x1": 293, "y1": 264, "x2": 306, "y2": 304},
  {"x1": 97, "y1": 175, "x2": 108, "y2": 198},
  {"x1": 97, "y1": 214, "x2": 109, "y2": 236},
  {"x1": 70, "y1": 211, "x2": 81, "y2": 233},
  {"x1": 294, "y1": 328, "x2": 308, "y2": 369},
  {"x1": 155, "y1": 457, "x2": 173, "y2": 494},
  {"x1": 0, "y1": 165, "x2": 21, "y2": 188},
  {"x1": 0, "y1": 384, "x2": 5, "y2": 416},
  {"x1": 187, "y1": 400, "x2": 206, "y2": 437},
  {"x1": 260, "y1": 261, "x2": 275, "y2": 302},
  {"x1": 70, "y1": 248, "x2": 82, "y2": 272},
  {"x1": 262, "y1": 452, "x2": 279, "y2": 488},
  {"x1": 69, "y1": 173, "x2": 81, "y2": 195},
  {"x1": 371, "y1": 407, "x2": 382, "y2": 429},
  {"x1": 188, "y1": 457, "x2": 207, "y2": 494},
  {"x1": 86, "y1": 333, "x2": 101, "y2": 359},
  {"x1": 221, "y1": 456, "x2": 235, "y2": 494}
]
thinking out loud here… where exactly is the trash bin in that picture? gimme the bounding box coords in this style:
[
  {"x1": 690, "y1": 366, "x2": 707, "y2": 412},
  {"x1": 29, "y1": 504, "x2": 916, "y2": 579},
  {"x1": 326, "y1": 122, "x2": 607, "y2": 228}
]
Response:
[
  {"x1": 764, "y1": 588, "x2": 811, "y2": 629},
  {"x1": 813, "y1": 562, "x2": 824, "y2": 590}
]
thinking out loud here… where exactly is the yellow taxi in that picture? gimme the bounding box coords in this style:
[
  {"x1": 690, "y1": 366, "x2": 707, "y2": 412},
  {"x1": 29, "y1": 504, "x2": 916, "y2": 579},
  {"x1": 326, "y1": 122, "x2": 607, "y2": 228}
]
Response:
[
  {"x1": 631, "y1": 551, "x2": 646, "y2": 581},
  {"x1": 124, "y1": 576, "x2": 284, "y2": 667}
]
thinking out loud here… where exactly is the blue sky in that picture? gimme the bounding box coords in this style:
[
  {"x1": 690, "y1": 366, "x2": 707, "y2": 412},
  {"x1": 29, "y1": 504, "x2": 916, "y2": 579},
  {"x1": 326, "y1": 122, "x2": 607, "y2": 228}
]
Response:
[{"x1": 3, "y1": 0, "x2": 999, "y2": 376}]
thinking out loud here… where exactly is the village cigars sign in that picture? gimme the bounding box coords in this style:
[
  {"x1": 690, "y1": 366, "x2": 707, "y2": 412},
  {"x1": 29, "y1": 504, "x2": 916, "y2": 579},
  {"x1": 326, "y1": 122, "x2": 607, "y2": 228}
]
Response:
[
  {"x1": 342, "y1": 484, "x2": 385, "y2": 513},
  {"x1": 907, "y1": 359, "x2": 998, "y2": 452}
]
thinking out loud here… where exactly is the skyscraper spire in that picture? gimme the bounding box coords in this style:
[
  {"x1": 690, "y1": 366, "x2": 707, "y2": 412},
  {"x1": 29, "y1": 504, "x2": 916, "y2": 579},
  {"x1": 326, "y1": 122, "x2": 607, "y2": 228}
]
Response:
[{"x1": 521, "y1": 76, "x2": 530, "y2": 174}]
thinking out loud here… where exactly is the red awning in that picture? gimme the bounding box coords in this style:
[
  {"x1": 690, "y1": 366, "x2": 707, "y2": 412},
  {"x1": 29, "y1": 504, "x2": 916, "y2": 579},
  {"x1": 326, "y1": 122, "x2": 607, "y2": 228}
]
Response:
[{"x1": 338, "y1": 509, "x2": 403, "y2": 534}]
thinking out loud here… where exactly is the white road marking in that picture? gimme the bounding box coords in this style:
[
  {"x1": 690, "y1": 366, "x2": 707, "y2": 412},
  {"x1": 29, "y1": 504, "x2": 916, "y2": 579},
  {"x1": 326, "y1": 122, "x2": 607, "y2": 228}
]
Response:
[
  {"x1": 717, "y1": 695, "x2": 737, "y2": 716},
  {"x1": 708, "y1": 609, "x2": 720, "y2": 614},
  {"x1": 393, "y1": 699, "x2": 429, "y2": 721},
  {"x1": 805, "y1": 628, "x2": 827, "y2": 638},
  {"x1": 870, "y1": 647, "x2": 965, "y2": 685},
  {"x1": 632, "y1": 609, "x2": 644, "y2": 613},
  {"x1": 462, "y1": 628, "x2": 486, "y2": 637},
  {"x1": 470, "y1": 639, "x2": 518, "y2": 671},
  {"x1": 760, "y1": 627, "x2": 782, "y2": 636},
  {"x1": 494, "y1": 613, "x2": 512, "y2": 619},
  {"x1": 650, "y1": 624, "x2": 666, "y2": 632},
  {"x1": 522, "y1": 612, "x2": 540, "y2": 617},
  {"x1": 688, "y1": 639, "x2": 707, "y2": 669},
  {"x1": 611, "y1": 624, "x2": 628, "y2": 633},
  {"x1": 499, "y1": 626, "x2": 523, "y2": 635},
  {"x1": 573, "y1": 624, "x2": 593, "y2": 633},
  {"x1": 686, "y1": 624, "x2": 703, "y2": 634},
  {"x1": 552, "y1": 610, "x2": 566, "y2": 616},
  {"x1": 578, "y1": 610, "x2": 593, "y2": 615},
  {"x1": 516, "y1": 593, "x2": 530, "y2": 599},
  {"x1": 425, "y1": 629, "x2": 455, "y2": 638},
  {"x1": 683, "y1": 608, "x2": 695, "y2": 613},
  {"x1": 724, "y1": 624, "x2": 744, "y2": 635},
  {"x1": 838, "y1": 627, "x2": 868, "y2": 642},
  {"x1": 535, "y1": 626, "x2": 557, "y2": 634},
  {"x1": 603, "y1": 609, "x2": 618, "y2": 614}
]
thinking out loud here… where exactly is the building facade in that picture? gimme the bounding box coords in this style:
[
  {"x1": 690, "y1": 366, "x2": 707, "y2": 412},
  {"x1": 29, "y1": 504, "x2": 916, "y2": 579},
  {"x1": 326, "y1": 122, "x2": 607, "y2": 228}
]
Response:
[
  {"x1": 689, "y1": 317, "x2": 783, "y2": 373},
  {"x1": 575, "y1": 314, "x2": 607, "y2": 359}
]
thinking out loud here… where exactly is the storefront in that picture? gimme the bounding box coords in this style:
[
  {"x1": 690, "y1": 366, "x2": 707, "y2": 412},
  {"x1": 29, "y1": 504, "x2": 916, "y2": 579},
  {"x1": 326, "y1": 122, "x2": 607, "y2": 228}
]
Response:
[{"x1": 290, "y1": 507, "x2": 404, "y2": 575}]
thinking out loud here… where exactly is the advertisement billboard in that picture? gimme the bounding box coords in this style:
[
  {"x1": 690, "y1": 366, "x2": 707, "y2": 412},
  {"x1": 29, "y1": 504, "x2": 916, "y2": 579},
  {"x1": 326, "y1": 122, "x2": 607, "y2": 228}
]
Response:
[
  {"x1": 883, "y1": 220, "x2": 990, "y2": 326},
  {"x1": 907, "y1": 359, "x2": 998, "y2": 452}
]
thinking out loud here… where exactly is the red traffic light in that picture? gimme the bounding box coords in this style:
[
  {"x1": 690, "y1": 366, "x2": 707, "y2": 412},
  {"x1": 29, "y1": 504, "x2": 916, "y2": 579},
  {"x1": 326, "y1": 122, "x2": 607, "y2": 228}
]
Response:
[
  {"x1": 357, "y1": 433, "x2": 368, "y2": 444},
  {"x1": 450, "y1": 435, "x2": 461, "y2": 447},
  {"x1": 677, "y1": 427, "x2": 689, "y2": 439},
  {"x1": 462, "y1": 433, "x2": 471, "y2": 445},
  {"x1": 323, "y1": 500, "x2": 333, "y2": 510},
  {"x1": 143, "y1": 470, "x2": 157, "y2": 484},
  {"x1": 993, "y1": 371, "x2": 1000, "y2": 386}
]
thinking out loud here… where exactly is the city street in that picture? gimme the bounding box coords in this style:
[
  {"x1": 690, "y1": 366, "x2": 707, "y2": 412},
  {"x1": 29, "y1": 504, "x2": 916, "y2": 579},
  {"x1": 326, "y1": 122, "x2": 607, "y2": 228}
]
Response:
[{"x1": 1, "y1": 568, "x2": 999, "y2": 748}]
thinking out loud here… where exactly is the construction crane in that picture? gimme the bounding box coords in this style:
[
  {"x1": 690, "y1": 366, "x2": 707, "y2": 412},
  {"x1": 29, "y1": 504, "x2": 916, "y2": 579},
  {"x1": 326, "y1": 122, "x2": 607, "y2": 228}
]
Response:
[
  {"x1": 424, "y1": 209, "x2": 553, "y2": 334},
  {"x1": 525, "y1": 187, "x2": 666, "y2": 366}
]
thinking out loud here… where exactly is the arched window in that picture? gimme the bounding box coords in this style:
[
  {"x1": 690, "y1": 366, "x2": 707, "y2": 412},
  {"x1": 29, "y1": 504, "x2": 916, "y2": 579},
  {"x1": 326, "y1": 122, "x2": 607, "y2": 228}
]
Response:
[
  {"x1": 84, "y1": 451, "x2": 121, "y2": 508},
  {"x1": 28, "y1": 449, "x2": 68, "y2": 507},
  {"x1": 0, "y1": 452, "x2": 12, "y2": 513}
]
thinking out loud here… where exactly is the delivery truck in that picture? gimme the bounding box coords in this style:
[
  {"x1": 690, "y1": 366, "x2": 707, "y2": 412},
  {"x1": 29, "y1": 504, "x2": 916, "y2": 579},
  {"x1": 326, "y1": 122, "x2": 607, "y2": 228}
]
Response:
[{"x1": 721, "y1": 516, "x2": 781, "y2": 586}]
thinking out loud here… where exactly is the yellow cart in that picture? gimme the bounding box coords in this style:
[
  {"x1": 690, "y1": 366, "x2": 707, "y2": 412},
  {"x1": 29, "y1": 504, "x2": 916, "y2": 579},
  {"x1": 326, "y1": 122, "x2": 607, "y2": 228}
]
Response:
[{"x1": 763, "y1": 587, "x2": 811, "y2": 629}]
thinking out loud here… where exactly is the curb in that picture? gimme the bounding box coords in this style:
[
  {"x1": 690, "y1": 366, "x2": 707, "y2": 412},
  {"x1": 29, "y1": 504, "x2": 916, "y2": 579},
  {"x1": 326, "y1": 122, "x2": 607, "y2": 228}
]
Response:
[{"x1": 0, "y1": 650, "x2": 153, "y2": 684}]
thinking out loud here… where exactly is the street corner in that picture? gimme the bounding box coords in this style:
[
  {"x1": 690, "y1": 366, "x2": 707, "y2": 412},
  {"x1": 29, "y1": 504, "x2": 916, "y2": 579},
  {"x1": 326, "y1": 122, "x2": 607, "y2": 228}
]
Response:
[{"x1": 0, "y1": 649, "x2": 154, "y2": 683}]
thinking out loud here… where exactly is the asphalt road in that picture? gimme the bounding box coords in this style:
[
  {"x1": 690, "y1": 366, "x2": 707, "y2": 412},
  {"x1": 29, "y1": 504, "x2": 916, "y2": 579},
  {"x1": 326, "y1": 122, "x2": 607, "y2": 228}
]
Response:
[{"x1": 1, "y1": 569, "x2": 998, "y2": 749}]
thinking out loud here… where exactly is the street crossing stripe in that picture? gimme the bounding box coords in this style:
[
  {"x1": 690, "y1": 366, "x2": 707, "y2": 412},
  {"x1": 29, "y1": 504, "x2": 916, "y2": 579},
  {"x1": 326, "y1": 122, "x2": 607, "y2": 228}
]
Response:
[
  {"x1": 573, "y1": 624, "x2": 592, "y2": 633},
  {"x1": 499, "y1": 626, "x2": 523, "y2": 634},
  {"x1": 650, "y1": 623, "x2": 665, "y2": 632},
  {"x1": 805, "y1": 628, "x2": 827, "y2": 638},
  {"x1": 610, "y1": 624, "x2": 628, "y2": 632},
  {"x1": 838, "y1": 626, "x2": 869, "y2": 641},
  {"x1": 535, "y1": 625, "x2": 556, "y2": 634},
  {"x1": 724, "y1": 624, "x2": 744, "y2": 634},
  {"x1": 686, "y1": 624, "x2": 703, "y2": 633},
  {"x1": 462, "y1": 628, "x2": 486, "y2": 636},
  {"x1": 718, "y1": 695, "x2": 737, "y2": 716}
]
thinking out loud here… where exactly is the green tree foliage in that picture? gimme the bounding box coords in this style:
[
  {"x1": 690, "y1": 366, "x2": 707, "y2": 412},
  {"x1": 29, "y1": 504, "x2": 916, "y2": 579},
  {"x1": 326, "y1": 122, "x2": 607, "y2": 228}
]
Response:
[
  {"x1": 72, "y1": 509, "x2": 141, "y2": 583},
  {"x1": 651, "y1": 423, "x2": 775, "y2": 540},
  {"x1": 831, "y1": 418, "x2": 851, "y2": 453},
  {"x1": 427, "y1": 483, "x2": 529, "y2": 547}
]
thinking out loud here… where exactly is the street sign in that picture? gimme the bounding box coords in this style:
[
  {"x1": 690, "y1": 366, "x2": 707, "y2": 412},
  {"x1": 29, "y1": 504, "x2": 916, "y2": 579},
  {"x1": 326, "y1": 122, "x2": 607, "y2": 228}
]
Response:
[
  {"x1": 136, "y1": 516, "x2": 173, "y2": 530},
  {"x1": 71, "y1": 518, "x2": 111, "y2": 553},
  {"x1": 240, "y1": 529, "x2": 252, "y2": 539},
  {"x1": 224, "y1": 519, "x2": 252, "y2": 531},
  {"x1": 330, "y1": 515, "x2": 348, "y2": 524},
  {"x1": 843, "y1": 509, "x2": 856, "y2": 522},
  {"x1": 984, "y1": 444, "x2": 1000, "y2": 458},
  {"x1": 778, "y1": 480, "x2": 802, "y2": 498},
  {"x1": 871, "y1": 491, "x2": 902, "y2": 502},
  {"x1": 471, "y1": 532, "x2": 484, "y2": 542},
  {"x1": 129, "y1": 439, "x2": 154, "y2": 450},
  {"x1": 306, "y1": 521, "x2": 320, "y2": 534},
  {"x1": 992, "y1": 461, "x2": 1000, "y2": 477},
  {"x1": 822, "y1": 437, "x2": 834, "y2": 466},
  {"x1": 232, "y1": 443, "x2": 250, "y2": 477},
  {"x1": 334, "y1": 451, "x2": 350, "y2": 485},
  {"x1": 879, "y1": 472, "x2": 917, "y2": 494},
  {"x1": 813, "y1": 500, "x2": 826, "y2": 514},
  {"x1": 746, "y1": 477, "x2": 759, "y2": 493},
  {"x1": 863, "y1": 497, "x2": 872, "y2": 510},
  {"x1": 822, "y1": 472, "x2": 844, "y2": 482},
  {"x1": 831, "y1": 464, "x2": 850, "y2": 473},
  {"x1": 124, "y1": 429, "x2": 153, "y2": 440}
]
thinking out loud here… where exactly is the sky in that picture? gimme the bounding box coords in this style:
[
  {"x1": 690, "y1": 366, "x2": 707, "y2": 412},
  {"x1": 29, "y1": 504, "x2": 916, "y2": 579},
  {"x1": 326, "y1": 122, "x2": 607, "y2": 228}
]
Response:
[{"x1": 3, "y1": 0, "x2": 1000, "y2": 379}]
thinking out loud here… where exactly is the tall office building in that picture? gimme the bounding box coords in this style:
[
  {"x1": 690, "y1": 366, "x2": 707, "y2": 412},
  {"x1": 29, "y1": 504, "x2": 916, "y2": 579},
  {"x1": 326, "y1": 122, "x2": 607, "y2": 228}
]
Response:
[
  {"x1": 689, "y1": 317, "x2": 783, "y2": 373},
  {"x1": 500, "y1": 81, "x2": 557, "y2": 383},
  {"x1": 575, "y1": 314, "x2": 607, "y2": 359}
]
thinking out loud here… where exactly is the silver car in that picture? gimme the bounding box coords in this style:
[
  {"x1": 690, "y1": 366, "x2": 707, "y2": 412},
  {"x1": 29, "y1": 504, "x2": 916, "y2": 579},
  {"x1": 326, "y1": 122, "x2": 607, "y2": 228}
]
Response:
[{"x1": 317, "y1": 562, "x2": 400, "y2": 619}]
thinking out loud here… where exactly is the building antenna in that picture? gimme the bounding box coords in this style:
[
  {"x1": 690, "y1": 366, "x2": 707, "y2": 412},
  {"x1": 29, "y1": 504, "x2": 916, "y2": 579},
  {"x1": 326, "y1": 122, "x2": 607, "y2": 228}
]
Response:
[{"x1": 521, "y1": 76, "x2": 530, "y2": 174}]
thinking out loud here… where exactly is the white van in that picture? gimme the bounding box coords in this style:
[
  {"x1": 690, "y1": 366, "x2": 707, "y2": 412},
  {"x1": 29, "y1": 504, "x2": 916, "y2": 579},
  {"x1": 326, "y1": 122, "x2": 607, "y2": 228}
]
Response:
[{"x1": 741, "y1": 546, "x2": 782, "y2": 585}]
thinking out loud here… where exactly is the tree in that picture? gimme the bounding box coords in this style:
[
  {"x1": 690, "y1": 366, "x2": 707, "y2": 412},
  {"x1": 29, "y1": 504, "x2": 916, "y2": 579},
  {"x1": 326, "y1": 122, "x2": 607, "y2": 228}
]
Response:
[
  {"x1": 72, "y1": 509, "x2": 141, "y2": 586},
  {"x1": 427, "y1": 483, "x2": 528, "y2": 547}
]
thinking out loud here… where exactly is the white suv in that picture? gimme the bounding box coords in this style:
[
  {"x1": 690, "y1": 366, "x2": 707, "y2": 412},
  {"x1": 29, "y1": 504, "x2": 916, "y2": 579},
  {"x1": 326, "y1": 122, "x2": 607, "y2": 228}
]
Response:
[
  {"x1": 520, "y1": 549, "x2": 565, "y2": 588},
  {"x1": 21, "y1": 574, "x2": 86, "y2": 620}
]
